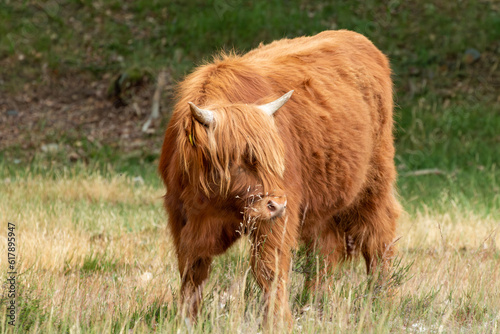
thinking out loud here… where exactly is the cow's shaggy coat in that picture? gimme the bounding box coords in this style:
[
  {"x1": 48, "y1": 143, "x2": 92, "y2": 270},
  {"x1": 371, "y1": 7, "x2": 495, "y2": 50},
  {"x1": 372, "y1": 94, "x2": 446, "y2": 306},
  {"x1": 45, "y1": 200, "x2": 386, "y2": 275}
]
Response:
[{"x1": 159, "y1": 30, "x2": 401, "y2": 326}]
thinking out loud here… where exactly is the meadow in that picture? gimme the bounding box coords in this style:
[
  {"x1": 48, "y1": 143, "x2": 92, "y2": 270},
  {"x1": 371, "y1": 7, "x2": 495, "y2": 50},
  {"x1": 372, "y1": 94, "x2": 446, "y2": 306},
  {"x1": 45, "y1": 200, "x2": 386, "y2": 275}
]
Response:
[
  {"x1": 0, "y1": 168, "x2": 499, "y2": 333},
  {"x1": 1, "y1": 0, "x2": 499, "y2": 332}
]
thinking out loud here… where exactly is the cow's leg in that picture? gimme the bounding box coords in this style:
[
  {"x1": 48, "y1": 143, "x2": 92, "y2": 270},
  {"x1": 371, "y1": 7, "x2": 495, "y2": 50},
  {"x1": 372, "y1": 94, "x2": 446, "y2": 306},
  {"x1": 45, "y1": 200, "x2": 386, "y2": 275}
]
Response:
[
  {"x1": 177, "y1": 254, "x2": 213, "y2": 320},
  {"x1": 342, "y1": 190, "x2": 400, "y2": 277},
  {"x1": 164, "y1": 206, "x2": 210, "y2": 320},
  {"x1": 250, "y1": 215, "x2": 298, "y2": 328},
  {"x1": 360, "y1": 195, "x2": 400, "y2": 277},
  {"x1": 356, "y1": 122, "x2": 400, "y2": 277},
  {"x1": 301, "y1": 224, "x2": 345, "y2": 294},
  {"x1": 174, "y1": 214, "x2": 241, "y2": 322},
  {"x1": 164, "y1": 206, "x2": 209, "y2": 319}
]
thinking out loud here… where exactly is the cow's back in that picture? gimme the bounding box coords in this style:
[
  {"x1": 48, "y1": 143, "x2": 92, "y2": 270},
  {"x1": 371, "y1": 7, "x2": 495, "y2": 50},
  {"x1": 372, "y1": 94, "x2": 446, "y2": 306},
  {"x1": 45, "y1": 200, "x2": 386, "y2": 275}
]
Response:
[{"x1": 245, "y1": 30, "x2": 394, "y2": 215}]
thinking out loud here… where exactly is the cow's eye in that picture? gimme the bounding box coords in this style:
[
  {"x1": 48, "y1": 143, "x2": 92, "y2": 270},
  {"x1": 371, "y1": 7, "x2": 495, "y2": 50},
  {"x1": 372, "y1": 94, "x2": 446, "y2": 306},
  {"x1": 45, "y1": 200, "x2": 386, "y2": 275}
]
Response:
[
  {"x1": 229, "y1": 162, "x2": 246, "y2": 176},
  {"x1": 243, "y1": 154, "x2": 258, "y2": 171}
]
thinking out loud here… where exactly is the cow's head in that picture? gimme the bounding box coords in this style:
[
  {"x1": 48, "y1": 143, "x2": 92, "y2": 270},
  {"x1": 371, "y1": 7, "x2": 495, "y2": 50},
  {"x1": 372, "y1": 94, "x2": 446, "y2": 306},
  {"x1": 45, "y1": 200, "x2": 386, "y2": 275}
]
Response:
[{"x1": 179, "y1": 91, "x2": 293, "y2": 222}]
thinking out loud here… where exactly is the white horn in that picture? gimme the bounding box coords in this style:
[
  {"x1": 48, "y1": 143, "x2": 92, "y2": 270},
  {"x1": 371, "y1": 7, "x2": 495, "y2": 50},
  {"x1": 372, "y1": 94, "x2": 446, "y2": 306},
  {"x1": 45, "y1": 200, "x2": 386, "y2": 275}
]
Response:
[
  {"x1": 188, "y1": 102, "x2": 214, "y2": 126},
  {"x1": 257, "y1": 90, "x2": 294, "y2": 116}
]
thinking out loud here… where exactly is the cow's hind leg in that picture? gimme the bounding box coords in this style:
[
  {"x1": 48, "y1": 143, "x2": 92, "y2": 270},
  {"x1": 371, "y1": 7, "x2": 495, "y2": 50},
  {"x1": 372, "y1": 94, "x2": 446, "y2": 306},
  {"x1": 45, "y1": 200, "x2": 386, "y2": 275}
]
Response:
[
  {"x1": 301, "y1": 223, "x2": 345, "y2": 295},
  {"x1": 340, "y1": 190, "x2": 400, "y2": 277}
]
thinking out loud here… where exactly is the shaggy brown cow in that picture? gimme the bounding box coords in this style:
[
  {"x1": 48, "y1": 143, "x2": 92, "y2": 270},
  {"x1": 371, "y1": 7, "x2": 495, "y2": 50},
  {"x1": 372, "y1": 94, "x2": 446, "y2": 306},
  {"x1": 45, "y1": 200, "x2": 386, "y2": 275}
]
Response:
[{"x1": 158, "y1": 30, "x2": 400, "y2": 326}]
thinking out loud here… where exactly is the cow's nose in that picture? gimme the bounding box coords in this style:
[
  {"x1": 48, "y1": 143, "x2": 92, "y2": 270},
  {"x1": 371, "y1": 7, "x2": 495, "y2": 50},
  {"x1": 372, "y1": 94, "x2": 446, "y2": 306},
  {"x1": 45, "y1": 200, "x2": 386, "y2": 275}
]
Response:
[{"x1": 267, "y1": 200, "x2": 286, "y2": 219}]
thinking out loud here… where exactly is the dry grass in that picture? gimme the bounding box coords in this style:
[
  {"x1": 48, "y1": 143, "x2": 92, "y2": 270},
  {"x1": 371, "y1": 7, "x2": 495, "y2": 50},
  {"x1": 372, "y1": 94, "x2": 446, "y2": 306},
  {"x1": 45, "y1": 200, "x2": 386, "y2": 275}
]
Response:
[{"x1": 1, "y1": 171, "x2": 499, "y2": 333}]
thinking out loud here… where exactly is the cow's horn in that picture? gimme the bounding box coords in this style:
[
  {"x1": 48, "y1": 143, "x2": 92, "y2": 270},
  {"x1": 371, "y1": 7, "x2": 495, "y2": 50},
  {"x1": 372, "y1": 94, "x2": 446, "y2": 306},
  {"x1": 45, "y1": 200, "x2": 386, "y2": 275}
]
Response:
[
  {"x1": 188, "y1": 102, "x2": 214, "y2": 126},
  {"x1": 257, "y1": 90, "x2": 294, "y2": 116}
]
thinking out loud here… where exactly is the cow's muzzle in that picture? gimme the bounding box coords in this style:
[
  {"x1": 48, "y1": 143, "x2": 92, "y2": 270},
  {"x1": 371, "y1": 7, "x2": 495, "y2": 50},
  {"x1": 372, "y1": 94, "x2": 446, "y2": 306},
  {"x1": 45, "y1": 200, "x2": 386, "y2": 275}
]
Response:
[
  {"x1": 246, "y1": 193, "x2": 287, "y2": 220},
  {"x1": 266, "y1": 199, "x2": 286, "y2": 219}
]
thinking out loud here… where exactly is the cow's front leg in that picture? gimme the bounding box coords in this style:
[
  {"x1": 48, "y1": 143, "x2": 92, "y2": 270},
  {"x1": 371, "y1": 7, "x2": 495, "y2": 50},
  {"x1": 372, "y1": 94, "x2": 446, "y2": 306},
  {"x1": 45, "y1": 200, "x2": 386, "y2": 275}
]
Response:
[
  {"x1": 175, "y1": 216, "x2": 241, "y2": 322},
  {"x1": 178, "y1": 254, "x2": 213, "y2": 321},
  {"x1": 250, "y1": 215, "x2": 296, "y2": 329}
]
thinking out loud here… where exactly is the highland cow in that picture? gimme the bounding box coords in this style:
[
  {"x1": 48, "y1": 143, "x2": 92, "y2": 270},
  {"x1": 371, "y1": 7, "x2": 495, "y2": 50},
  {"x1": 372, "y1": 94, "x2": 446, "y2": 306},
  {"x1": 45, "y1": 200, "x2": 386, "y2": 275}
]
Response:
[{"x1": 158, "y1": 30, "x2": 400, "y2": 326}]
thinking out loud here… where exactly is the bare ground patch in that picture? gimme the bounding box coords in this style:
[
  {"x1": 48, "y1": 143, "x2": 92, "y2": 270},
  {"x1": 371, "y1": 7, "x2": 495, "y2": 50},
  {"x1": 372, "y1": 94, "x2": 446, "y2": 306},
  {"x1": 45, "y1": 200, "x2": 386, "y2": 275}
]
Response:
[{"x1": 0, "y1": 72, "x2": 174, "y2": 161}]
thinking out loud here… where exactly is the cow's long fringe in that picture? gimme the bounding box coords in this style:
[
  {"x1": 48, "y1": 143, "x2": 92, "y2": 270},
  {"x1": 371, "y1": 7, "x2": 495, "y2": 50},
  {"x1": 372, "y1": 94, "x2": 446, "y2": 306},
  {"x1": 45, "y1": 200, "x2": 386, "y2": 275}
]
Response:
[{"x1": 175, "y1": 103, "x2": 285, "y2": 197}]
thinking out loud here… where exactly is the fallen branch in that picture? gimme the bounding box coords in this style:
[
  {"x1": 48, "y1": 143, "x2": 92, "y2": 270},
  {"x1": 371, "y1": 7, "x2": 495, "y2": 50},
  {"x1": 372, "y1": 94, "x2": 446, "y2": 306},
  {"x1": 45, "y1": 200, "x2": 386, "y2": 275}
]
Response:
[
  {"x1": 403, "y1": 168, "x2": 445, "y2": 177},
  {"x1": 142, "y1": 70, "x2": 168, "y2": 132},
  {"x1": 133, "y1": 102, "x2": 142, "y2": 116}
]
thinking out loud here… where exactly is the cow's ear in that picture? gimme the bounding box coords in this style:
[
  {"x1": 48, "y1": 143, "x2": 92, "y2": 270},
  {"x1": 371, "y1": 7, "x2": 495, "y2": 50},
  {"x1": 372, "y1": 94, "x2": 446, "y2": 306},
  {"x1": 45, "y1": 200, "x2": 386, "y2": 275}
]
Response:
[
  {"x1": 257, "y1": 90, "x2": 294, "y2": 116},
  {"x1": 188, "y1": 102, "x2": 214, "y2": 126}
]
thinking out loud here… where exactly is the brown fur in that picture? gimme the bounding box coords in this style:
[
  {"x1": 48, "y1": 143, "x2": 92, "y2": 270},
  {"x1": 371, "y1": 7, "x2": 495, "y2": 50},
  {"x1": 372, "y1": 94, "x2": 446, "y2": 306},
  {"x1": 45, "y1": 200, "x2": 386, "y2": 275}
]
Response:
[{"x1": 158, "y1": 30, "x2": 401, "y2": 326}]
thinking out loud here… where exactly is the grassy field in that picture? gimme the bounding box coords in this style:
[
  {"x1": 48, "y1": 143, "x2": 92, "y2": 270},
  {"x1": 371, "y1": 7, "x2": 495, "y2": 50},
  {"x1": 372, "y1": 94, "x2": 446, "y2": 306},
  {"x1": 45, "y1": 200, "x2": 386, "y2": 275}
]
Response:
[
  {"x1": 0, "y1": 167, "x2": 498, "y2": 333},
  {"x1": 1, "y1": 0, "x2": 499, "y2": 333}
]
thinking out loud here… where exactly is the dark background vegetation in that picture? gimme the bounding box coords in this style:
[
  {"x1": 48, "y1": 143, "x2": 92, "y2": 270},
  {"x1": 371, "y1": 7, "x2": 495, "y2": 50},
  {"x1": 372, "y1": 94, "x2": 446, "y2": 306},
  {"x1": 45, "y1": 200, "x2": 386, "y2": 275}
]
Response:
[{"x1": 1, "y1": 0, "x2": 499, "y2": 214}]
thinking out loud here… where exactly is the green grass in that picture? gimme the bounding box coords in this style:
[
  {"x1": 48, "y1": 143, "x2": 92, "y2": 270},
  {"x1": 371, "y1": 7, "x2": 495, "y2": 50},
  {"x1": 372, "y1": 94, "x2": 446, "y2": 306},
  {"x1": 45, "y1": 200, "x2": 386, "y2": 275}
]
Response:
[
  {"x1": 396, "y1": 100, "x2": 500, "y2": 215},
  {"x1": 1, "y1": 0, "x2": 499, "y2": 90}
]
